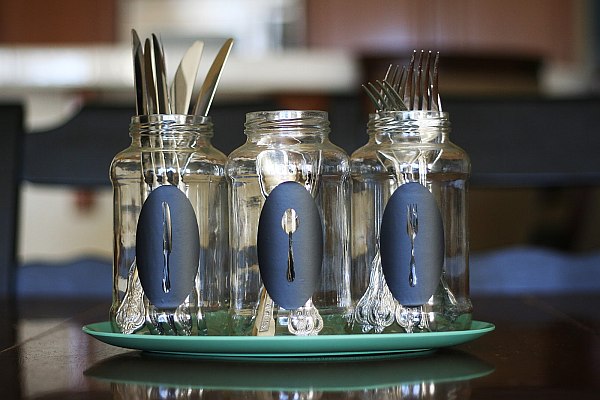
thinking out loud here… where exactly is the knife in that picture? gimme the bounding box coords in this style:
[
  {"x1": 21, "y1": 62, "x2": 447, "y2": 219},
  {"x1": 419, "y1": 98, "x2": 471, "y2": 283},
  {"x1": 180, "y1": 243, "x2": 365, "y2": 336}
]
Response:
[
  {"x1": 193, "y1": 38, "x2": 234, "y2": 116},
  {"x1": 131, "y1": 29, "x2": 145, "y2": 115},
  {"x1": 162, "y1": 201, "x2": 172, "y2": 293},
  {"x1": 169, "y1": 41, "x2": 204, "y2": 115},
  {"x1": 152, "y1": 34, "x2": 170, "y2": 114},
  {"x1": 143, "y1": 38, "x2": 158, "y2": 115}
]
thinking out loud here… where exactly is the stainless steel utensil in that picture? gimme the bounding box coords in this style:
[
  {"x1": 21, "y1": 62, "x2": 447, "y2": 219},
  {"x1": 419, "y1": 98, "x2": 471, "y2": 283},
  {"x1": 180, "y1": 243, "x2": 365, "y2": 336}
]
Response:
[
  {"x1": 355, "y1": 50, "x2": 445, "y2": 334},
  {"x1": 193, "y1": 38, "x2": 234, "y2": 116},
  {"x1": 353, "y1": 248, "x2": 397, "y2": 333},
  {"x1": 143, "y1": 39, "x2": 158, "y2": 115},
  {"x1": 253, "y1": 150, "x2": 324, "y2": 336},
  {"x1": 152, "y1": 34, "x2": 170, "y2": 114},
  {"x1": 131, "y1": 33, "x2": 232, "y2": 117},
  {"x1": 169, "y1": 41, "x2": 204, "y2": 114},
  {"x1": 114, "y1": 260, "x2": 146, "y2": 334},
  {"x1": 121, "y1": 32, "x2": 233, "y2": 336},
  {"x1": 161, "y1": 201, "x2": 172, "y2": 293},
  {"x1": 131, "y1": 30, "x2": 145, "y2": 115},
  {"x1": 363, "y1": 50, "x2": 441, "y2": 112},
  {"x1": 407, "y1": 203, "x2": 418, "y2": 287}
]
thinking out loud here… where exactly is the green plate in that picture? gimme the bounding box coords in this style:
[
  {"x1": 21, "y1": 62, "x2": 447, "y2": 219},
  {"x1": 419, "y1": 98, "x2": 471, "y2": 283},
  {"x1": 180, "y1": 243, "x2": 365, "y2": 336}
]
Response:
[{"x1": 83, "y1": 320, "x2": 494, "y2": 359}]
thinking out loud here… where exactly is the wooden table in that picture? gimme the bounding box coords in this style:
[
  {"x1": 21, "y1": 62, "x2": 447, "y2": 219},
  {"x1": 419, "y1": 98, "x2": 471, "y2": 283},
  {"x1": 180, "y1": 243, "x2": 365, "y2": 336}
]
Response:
[{"x1": 0, "y1": 294, "x2": 598, "y2": 399}]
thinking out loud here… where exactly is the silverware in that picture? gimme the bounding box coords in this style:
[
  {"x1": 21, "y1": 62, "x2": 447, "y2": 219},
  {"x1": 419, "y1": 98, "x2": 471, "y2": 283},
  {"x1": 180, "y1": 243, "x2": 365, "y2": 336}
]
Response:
[
  {"x1": 114, "y1": 259, "x2": 146, "y2": 334},
  {"x1": 114, "y1": 29, "x2": 148, "y2": 335},
  {"x1": 407, "y1": 203, "x2": 418, "y2": 287},
  {"x1": 193, "y1": 38, "x2": 234, "y2": 116},
  {"x1": 282, "y1": 208, "x2": 298, "y2": 282},
  {"x1": 363, "y1": 80, "x2": 406, "y2": 111},
  {"x1": 123, "y1": 32, "x2": 233, "y2": 336},
  {"x1": 152, "y1": 34, "x2": 170, "y2": 114},
  {"x1": 143, "y1": 39, "x2": 158, "y2": 115},
  {"x1": 363, "y1": 50, "x2": 441, "y2": 112},
  {"x1": 355, "y1": 50, "x2": 444, "y2": 334},
  {"x1": 131, "y1": 30, "x2": 145, "y2": 115},
  {"x1": 161, "y1": 201, "x2": 172, "y2": 293},
  {"x1": 253, "y1": 286, "x2": 276, "y2": 336},
  {"x1": 169, "y1": 41, "x2": 204, "y2": 114},
  {"x1": 353, "y1": 248, "x2": 397, "y2": 333},
  {"x1": 253, "y1": 150, "x2": 324, "y2": 336},
  {"x1": 130, "y1": 33, "x2": 232, "y2": 117}
]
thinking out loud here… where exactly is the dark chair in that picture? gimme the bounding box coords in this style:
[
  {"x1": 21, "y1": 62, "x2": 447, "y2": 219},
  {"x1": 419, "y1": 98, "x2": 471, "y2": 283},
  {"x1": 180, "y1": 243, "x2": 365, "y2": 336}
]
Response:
[
  {"x1": 447, "y1": 96, "x2": 600, "y2": 187},
  {"x1": 0, "y1": 104, "x2": 24, "y2": 298},
  {"x1": 445, "y1": 96, "x2": 600, "y2": 295},
  {"x1": 1, "y1": 99, "x2": 277, "y2": 299},
  {"x1": 0, "y1": 104, "x2": 133, "y2": 299}
]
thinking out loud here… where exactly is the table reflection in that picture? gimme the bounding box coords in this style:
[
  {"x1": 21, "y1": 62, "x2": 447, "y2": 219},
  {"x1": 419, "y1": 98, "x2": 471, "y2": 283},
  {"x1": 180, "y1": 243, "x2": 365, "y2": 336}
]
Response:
[{"x1": 84, "y1": 349, "x2": 493, "y2": 399}]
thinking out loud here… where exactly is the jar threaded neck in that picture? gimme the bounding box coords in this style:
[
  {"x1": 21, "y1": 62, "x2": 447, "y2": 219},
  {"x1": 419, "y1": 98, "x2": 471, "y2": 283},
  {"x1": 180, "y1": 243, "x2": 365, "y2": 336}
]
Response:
[
  {"x1": 368, "y1": 111, "x2": 450, "y2": 142},
  {"x1": 244, "y1": 110, "x2": 330, "y2": 136},
  {"x1": 130, "y1": 114, "x2": 213, "y2": 137}
]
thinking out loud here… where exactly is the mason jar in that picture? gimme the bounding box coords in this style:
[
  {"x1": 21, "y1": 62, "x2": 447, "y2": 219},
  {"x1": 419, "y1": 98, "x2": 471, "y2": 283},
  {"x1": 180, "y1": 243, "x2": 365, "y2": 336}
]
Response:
[
  {"x1": 227, "y1": 110, "x2": 351, "y2": 336},
  {"x1": 109, "y1": 114, "x2": 228, "y2": 336},
  {"x1": 350, "y1": 110, "x2": 472, "y2": 334}
]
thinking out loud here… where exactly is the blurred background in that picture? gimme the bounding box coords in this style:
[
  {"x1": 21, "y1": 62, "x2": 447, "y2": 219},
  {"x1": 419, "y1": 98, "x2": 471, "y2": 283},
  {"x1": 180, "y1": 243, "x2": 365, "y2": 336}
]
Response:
[{"x1": 2, "y1": 0, "x2": 599, "y2": 285}]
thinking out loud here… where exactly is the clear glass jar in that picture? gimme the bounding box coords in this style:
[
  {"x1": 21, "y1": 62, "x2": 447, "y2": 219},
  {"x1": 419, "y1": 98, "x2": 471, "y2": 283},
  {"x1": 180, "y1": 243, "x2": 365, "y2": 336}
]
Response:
[
  {"x1": 109, "y1": 114, "x2": 228, "y2": 336},
  {"x1": 350, "y1": 111, "x2": 472, "y2": 333},
  {"x1": 226, "y1": 110, "x2": 351, "y2": 336}
]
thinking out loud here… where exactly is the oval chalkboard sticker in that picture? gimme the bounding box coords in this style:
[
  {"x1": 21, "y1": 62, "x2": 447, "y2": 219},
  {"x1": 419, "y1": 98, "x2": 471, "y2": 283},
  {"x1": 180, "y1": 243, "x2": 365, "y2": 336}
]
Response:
[
  {"x1": 136, "y1": 185, "x2": 200, "y2": 309},
  {"x1": 257, "y1": 181, "x2": 323, "y2": 310},
  {"x1": 380, "y1": 182, "x2": 444, "y2": 307}
]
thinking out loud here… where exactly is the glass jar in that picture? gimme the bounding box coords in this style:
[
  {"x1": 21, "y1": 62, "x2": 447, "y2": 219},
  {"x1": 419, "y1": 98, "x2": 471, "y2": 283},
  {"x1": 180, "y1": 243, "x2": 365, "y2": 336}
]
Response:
[
  {"x1": 350, "y1": 111, "x2": 472, "y2": 334},
  {"x1": 226, "y1": 110, "x2": 351, "y2": 336},
  {"x1": 109, "y1": 114, "x2": 228, "y2": 336}
]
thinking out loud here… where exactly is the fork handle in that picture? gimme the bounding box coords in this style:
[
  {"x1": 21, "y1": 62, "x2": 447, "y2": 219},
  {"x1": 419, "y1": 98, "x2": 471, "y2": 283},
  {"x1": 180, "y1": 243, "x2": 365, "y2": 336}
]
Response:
[{"x1": 409, "y1": 255, "x2": 417, "y2": 287}]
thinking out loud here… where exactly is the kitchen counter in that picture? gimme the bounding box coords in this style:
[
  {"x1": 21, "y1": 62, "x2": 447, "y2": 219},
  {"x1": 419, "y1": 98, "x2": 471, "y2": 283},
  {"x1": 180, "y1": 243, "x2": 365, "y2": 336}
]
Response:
[{"x1": 1, "y1": 294, "x2": 598, "y2": 399}]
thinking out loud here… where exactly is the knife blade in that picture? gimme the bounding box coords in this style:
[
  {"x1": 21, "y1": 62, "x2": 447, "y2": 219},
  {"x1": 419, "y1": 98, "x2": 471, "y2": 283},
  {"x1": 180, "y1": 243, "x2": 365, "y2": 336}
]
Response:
[
  {"x1": 131, "y1": 29, "x2": 145, "y2": 115},
  {"x1": 144, "y1": 38, "x2": 158, "y2": 115},
  {"x1": 169, "y1": 41, "x2": 204, "y2": 115},
  {"x1": 193, "y1": 38, "x2": 234, "y2": 116},
  {"x1": 152, "y1": 34, "x2": 170, "y2": 114}
]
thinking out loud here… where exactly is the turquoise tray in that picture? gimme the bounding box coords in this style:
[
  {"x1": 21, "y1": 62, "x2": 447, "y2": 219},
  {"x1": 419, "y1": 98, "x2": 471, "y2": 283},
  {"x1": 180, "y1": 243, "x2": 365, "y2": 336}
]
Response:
[{"x1": 83, "y1": 320, "x2": 494, "y2": 358}]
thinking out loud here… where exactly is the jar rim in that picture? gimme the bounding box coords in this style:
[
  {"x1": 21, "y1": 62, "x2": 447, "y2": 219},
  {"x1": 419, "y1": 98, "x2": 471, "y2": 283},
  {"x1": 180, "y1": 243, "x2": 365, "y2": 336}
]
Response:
[
  {"x1": 369, "y1": 110, "x2": 449, "y2": 121},
  {"x1": 131, "y1": 114, "x2": 212, "y2": 125},
  {"x1": 245, "y1": 110, "x2": 328, "y2": 123}
]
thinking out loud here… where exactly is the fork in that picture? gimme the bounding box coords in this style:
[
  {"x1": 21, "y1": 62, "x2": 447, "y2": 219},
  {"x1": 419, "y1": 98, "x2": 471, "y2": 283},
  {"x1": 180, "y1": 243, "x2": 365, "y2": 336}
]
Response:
[
  {"x1": 357, "y1": 50, "x2": 443, "y2": 334},
  {"x1": 363, "y1": 50, "x2": 441, "y2": 112},
  {"x1": 353, "y1": 248, "x2": 397, "y2": 333}
]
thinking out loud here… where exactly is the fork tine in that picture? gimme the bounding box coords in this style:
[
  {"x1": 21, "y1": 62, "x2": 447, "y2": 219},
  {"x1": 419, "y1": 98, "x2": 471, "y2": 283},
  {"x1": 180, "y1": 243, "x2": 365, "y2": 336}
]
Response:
[
  {"x1": 380, "y1": 64, "x2": 395, "y2": 103},
  {"x1": 432, "y1": 51, "x2": 441, "y2": 112},
  {"x1": 367, "y1": 82, "x2": 387, "y2": 109},
  {"x1": 383, "y1": 64, "x2": 394, "y2": 82},
  {"x1": 391, "y1": 65, "x2": 403, "y2": 92},
  {"x1": 397, "y1": 65, "x2": 407, "y2": 95},
  {"x1": 370, "y1": 81, "x2": 398, "y2": 110},
  {"x1": 422, "y1": 51, "x2": 431, "y2": 111},
  {"x1": 376, "y1": 80, "x2": 407, "y2": 111},
  {"x1": 373, "y1": 81, "x2": 392, "y2": 109},
  {"x1": 405, "y1": 51, "x2": 416, "y2": 110},
  {"x1": 382, "y1": 64, "x2": 399, "y2": 106},
  {"x1": 415, "y1": 50, "x2": 424, "y2": 110},
  {"x1": 362, "y1": 83, "x2": 382, "y2": 111},
  {"x1": 364, "y1": 50, "x2": 442, "y2": 113},
  {"x1": 382, "y1": 65, "x2": 398, "y2": 85}
]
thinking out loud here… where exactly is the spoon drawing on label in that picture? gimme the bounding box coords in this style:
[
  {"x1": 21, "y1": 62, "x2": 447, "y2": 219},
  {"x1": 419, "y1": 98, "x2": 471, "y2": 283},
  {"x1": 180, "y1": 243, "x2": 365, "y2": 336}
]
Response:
[{"x1": 281, "y1": 208, "x2": 299, "y2": 282}]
